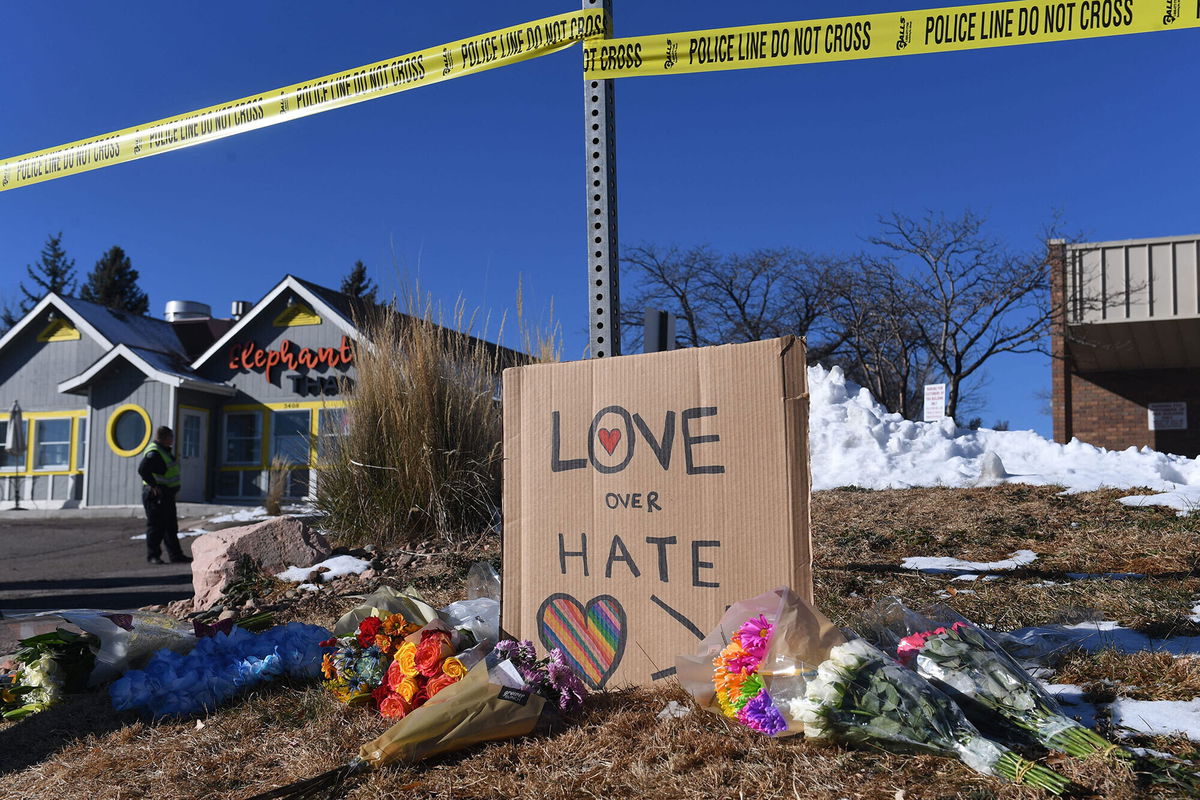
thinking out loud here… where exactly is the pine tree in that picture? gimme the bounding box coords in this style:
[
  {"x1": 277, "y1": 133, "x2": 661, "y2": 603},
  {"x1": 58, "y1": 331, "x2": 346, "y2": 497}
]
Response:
[
  {"x1": 340, "y1": 260, "x2": 378, "y2": 304},
  {"x1": 79, "y1": 245, "x2": 149, "y2": 314},
  {"x1": 17, "y1": 232, "x2": 78, "y2": 311}
]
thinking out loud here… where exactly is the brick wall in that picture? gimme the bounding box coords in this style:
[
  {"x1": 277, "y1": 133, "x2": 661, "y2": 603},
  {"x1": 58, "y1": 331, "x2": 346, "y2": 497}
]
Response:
[
  {"x1": 1049, "y1": 240, "x2": 1200, "y2": 458},
  {"x1": 1067, "y1": 370, "x2": 1200, "y2": 457}
]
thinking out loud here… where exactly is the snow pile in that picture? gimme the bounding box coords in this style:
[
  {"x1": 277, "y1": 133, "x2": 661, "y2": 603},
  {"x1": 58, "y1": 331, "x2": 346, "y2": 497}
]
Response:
[
  {"x1": 901, "y1": 549, "x2": 1038, "y2": 575},
  {"x1": 205, "y1": 503, "x2": 317, "y2": 525},
  {"x1": 809, "y1": 364, "x2": 1200, "y2": 510},
  {"x1": 1007, "y1": 620, "x2": 1200, "y2": 657},
  {"x1": 1111, "y1": 698, "x2": 1200, "y2": 740},
  {"x1": 276, "y1": 555, "x2": 371, "y2": 583}
]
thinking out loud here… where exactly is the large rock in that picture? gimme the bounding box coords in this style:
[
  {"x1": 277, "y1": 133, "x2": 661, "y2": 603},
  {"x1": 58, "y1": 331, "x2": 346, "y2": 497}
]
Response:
[{"x1": 191, "y1": 517, "x2": 331, "y2": 610}]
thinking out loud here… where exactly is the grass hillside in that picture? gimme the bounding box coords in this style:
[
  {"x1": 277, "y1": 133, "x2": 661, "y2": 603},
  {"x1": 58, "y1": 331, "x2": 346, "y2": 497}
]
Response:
[{"x1": 2, "y1": 485, "x2": 1198, "y2": 799}]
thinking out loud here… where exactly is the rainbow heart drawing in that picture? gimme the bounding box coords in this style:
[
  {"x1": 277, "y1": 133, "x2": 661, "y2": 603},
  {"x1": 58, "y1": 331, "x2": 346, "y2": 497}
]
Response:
[{"x1": 536, "y1": 593, "x2": 627, "y2": 690}]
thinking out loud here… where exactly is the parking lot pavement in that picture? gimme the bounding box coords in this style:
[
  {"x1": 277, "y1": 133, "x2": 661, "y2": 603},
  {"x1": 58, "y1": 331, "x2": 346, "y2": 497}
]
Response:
[{"x1": 0, "y1": 514, "x2": 198, "y2": 653}]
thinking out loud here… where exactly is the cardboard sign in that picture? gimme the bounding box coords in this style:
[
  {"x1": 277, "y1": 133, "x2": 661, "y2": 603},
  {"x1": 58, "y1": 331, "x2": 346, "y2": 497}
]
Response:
[
  {"x1": 502, "y1": 337, "x2": 811, "y2": 689},
  {"x1": 923, "y1": 383, "x2": 946, "y2": 422},
  {"x1": 1148, "y1": 402, "x2": 1188, "y2": 431}
]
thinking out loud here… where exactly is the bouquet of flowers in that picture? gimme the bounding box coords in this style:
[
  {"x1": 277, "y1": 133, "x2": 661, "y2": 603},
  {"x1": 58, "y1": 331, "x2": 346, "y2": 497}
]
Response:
[
  {"x1": 321, "y1": 610, "x2": 492, "y2": 720},
  {"x1": 110, "y1": 622, "x2": 330, "y2": 717},
  {"x1": 320, "y1": 612, "x2": 421, "y2": 707},
  {"x1": 711, "y1": 614, "x2": 787, "y2": 735},
  {"x1": 247, "y1": 639, "x2": 588, "y2": 799},
  {"x1": 872, "y1": 598, "x2": 1200, "y2": 793},
  {"x1": 679, "y1": 588, "x2": 1072, "y2": 793},
  {"x1": 1, "y1": 628, "x2": 96, "y2": 720},
  {"x1": 491, "y1": 639, "x2": 587, "y2": 714},
  {"x1": 792, "y1": 638, "x2": 1071, "y2": 794}
]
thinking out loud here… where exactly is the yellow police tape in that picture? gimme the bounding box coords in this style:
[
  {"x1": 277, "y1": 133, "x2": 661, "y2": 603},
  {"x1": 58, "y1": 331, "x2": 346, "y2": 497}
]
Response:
[
  {"x1": 582, "y1": 0, "x2": 1198, "y2": 78},
  {"x1": 0, "y1": 9, "x2": 608, "y2": 192}
]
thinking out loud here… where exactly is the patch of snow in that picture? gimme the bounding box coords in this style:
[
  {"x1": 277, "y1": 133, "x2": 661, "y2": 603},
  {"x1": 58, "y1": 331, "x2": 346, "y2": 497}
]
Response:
[
  {"x1": 808, "y1": 364, "x2": 1200, "y2": 511},
  {"x1": 901, "y1": 549, "x2": 1037, "y2": 575},
  {"x1": 1111, "y1": 698, "x2": 1200, "y2": 740},
  {"x1": 204, "y1": 502, "x2": 316, "y2": 525},
  {"x1": 1128, "y1": 747, "x2": 1193, "y2": 763},
  {"x1": 1008, "y1": 620, "x2": 1200, "y2": 657},
  {"x1": 296, "y1": 583, "x2": 321, "y2": 592},
  {"x1": 1191, "y1": 602, "x2": 1200, "y2": 625},
  {"x1": 129, "y1": 528, "x2": 210, "y2": 541},
  {"x1": 1041, "y1": 683, "x2": 1100, "y2": 729},
  {"x1": 206, "y1": 506, "x2": 269, "y2": 524},
  {"x1": 276, "y1": 554, "x2": 371, "y2": 583},
  {"x1": 1118, "y1": 492, "x2": 1200, "y2": 516}
]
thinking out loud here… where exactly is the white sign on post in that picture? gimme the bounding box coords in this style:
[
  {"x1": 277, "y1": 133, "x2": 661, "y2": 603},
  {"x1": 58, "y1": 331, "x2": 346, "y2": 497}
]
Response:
[
  {"x1": 923, "y1": 383, "x2": 946, "y2": 422},
  {"x1": 1148, "y1": 402, "x2": 1187, "y2": 431}
]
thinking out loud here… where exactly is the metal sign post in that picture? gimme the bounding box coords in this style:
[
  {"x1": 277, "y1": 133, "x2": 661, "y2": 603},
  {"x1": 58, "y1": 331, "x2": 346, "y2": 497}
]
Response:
[{"x1": 584, "y1": 0, "x2": 620, "y2": 357}]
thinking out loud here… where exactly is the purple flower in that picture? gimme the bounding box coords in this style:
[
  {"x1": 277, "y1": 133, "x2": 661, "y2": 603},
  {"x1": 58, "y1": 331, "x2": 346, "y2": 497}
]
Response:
[
  {"x1": 546, "y1": 652, "x2": 587, "y2": 712},
  {"x1": 737, "y1": 689, "x2": 786, "y2": 736}
]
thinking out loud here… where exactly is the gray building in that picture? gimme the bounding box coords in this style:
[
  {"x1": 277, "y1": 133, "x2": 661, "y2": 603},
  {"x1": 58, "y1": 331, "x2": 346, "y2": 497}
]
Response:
[{"x1": 0, "y1": 275, "x2": 360, "y2": 508}]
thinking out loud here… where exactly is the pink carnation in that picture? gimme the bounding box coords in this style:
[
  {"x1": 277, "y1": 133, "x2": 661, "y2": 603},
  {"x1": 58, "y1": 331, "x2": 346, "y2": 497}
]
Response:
[
  {"x1": 896, "y1": 622, "x2": 967, "y2": 666},
  {"x1": 736, "y1": 615, "x2": 773, "y2": 661}
]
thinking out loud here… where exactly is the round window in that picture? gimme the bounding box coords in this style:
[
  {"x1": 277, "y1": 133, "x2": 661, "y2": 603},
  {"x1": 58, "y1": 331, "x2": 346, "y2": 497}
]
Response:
[{"x1": 107, "y1": 404, "x2": 152, "y2": 457}]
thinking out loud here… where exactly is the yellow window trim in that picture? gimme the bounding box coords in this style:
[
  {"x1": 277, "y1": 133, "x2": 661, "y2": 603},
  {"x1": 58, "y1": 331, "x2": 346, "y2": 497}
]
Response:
[
  {"x1": 218, "y1": 401, "x2": 345, "y2": 470},
  {"x1": 272, "y1": 303, "x2": 321, "y2": 327},
  {"x1": 106, "y1": 404, "x2": 153, "y2": 458},
  {"x1": 1, "y1": 410, "x2": 87, "y2": 475},
  {"x1": 224, "y1": 399, "x2": 346, "y2": 412},
  {"x1": 36, "y1": 319, "x2": 81, "y2": 342}
]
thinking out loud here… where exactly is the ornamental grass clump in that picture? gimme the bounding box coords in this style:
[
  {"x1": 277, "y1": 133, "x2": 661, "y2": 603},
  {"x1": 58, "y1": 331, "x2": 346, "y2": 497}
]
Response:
[{"x1": 315, "y1": 291, "x2": 526, "y2": 547}]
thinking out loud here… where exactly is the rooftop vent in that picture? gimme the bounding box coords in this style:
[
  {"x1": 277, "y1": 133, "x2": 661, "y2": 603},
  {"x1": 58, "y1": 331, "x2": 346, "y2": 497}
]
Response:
[{"x1": 164, "y1": 300, "x2": 212, "y2": 322}]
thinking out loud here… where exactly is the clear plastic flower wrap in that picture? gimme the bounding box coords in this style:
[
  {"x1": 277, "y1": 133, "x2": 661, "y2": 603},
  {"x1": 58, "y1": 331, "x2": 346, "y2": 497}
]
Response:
[
  {"x1": 792, "y1": 638, "x2": 1069, "y2": 793},
  {"x1": 678, "y1": 587, "x2": 1071, "y2": 792},
  {"x1": 868, "y1": 597, "x2": 1200, "y2": 793}
]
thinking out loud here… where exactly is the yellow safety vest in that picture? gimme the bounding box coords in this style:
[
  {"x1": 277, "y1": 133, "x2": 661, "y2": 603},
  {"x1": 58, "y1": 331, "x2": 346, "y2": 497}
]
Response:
[{"x1": 142, "y1": 441, "x2": 181, "y2": 489}]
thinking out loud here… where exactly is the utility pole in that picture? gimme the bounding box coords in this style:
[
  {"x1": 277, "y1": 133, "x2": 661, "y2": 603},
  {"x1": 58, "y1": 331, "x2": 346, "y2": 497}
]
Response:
[{"x1": 584, "y1": 0, "x2": 620, "y2": 357}]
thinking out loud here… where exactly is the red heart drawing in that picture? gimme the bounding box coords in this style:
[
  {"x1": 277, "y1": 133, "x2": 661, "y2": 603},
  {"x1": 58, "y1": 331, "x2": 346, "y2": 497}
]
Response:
[{"x1": 597, "y1": 427, "x2": 621, "y2": 456}]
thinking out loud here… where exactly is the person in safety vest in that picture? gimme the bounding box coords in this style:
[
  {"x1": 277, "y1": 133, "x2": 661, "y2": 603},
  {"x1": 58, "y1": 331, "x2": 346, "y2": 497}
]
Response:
[{"x1": 138, "y1": 426, "x2": 190, "y2": 565}]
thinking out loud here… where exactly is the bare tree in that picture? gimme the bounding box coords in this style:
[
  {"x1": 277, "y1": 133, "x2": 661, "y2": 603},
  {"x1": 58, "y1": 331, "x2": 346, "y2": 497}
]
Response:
[
  {"x1": 619, "y1": 244, "x2": 840, "y2": 357},
  {"x1": 867, "y1": 210, "x2": 1051, "y2": 421},
  {"x1": 823, "y1": 259, "x2": 936, "y2": 418},
  {"x1": 619, "y1": 244, "x2": 715, "y2": 350}
]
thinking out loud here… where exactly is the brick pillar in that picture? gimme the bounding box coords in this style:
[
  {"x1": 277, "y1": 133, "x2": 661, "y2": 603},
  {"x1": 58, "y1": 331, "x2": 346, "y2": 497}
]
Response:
[{"x1": 1048, "y1": 239, "x2": 1072, "y2": 443}]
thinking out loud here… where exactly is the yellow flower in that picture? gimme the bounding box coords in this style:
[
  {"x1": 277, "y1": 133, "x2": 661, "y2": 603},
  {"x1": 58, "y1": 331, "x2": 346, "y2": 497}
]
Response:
[
  {"x1": 441, "y1": 657, "x2": 466, "y2": 679},
  {"x1": 396, "y1": 641, "x2": 420, "y2": 677},
  {"x1": 396, "y1": 675, "x2": 421, "y2": 704}
]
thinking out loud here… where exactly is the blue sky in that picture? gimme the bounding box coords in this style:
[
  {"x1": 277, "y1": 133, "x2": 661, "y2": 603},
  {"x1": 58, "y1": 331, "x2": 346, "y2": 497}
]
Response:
[{"x1": 2, "y1": 1, "x2": 1197, "y2": 436}]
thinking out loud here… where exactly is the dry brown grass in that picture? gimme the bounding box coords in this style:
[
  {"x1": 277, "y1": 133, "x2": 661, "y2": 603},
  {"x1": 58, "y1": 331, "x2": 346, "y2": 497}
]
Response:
[
  {"x1": 314, "y1": 295, "x2": 508, "y2": 548},
  {"x1": 812, "y1": 485, "x2": 1200, "y2": 634},
  {"x1": 3, "y1": 485, "x2": 1200, "y2": 799}
]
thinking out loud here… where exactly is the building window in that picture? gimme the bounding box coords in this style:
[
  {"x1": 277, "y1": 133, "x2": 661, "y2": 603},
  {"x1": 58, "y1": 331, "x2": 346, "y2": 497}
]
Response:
[
  {"x1": 217, "y1": 470, "x2": 264, "y2": 498},
  {"x1": 0, "y1": 420, "x2": 27, "y2": 470},
  {"x1": 181, "y1": 414, "x2": 202, "y2": 458},
  {"x1": 271, "y1": 410, "x2": 311, "y2": 465},
  {"x1": 76, "y1": 418, "x2": 87, "y2": 470},
  {"x1": 317, "y1": 408, "x2": 348, "y2": 462},
  {"x1": 34, "y1": 419, "x2": 71, "y2": 470},
  {"x1": 223, "y1": 412, "x2": 262, "y2": 465},
  {"x1": 108, "y1": 404, "x2": 151, "y2": 457}
]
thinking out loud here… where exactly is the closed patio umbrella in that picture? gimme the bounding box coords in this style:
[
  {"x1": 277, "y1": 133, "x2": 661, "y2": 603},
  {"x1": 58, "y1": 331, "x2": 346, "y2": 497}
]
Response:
[{"x1": 5, "y1": 401, "x2": 25, "y2": 510}]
